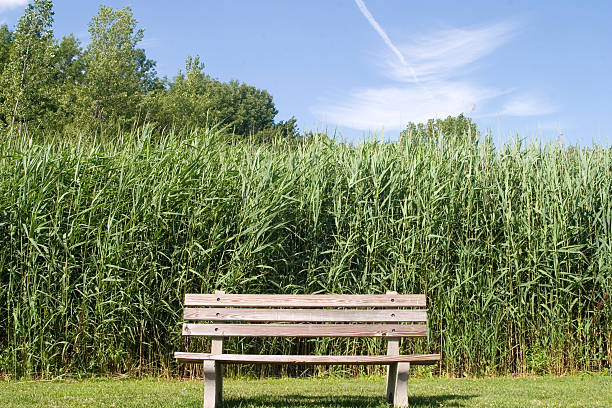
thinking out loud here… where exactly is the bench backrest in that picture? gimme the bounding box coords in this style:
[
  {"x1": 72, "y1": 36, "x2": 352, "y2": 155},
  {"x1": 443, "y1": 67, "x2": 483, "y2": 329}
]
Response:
[{"x1": 182, "y1": 293, "x2": 428, "y2": 339}]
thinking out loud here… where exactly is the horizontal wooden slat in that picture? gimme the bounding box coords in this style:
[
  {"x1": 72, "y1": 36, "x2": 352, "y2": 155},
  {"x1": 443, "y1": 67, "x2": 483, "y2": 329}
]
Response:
[
  {"x1": 185, "y1": 294, "x2": 426, "y2": 308},
  {"x1": 183, "y1": 323, "x2": 427, "y2": 338},
  {"x1": 174, "y1": 352, "x2": 440, "y2": 365},
  {"x1": 184, "y1": 308, "x2": 427, "y2": 322}
]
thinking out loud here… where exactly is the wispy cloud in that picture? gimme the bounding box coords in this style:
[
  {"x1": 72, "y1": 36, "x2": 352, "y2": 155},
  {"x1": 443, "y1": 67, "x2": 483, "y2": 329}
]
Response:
[
  {"x1": 386, "y1": 22, "x2": 515, "y2": 83},
  {"x1": 315, "y1": 82, "x2": 501, "y2": 131},
  {"x1": 140, "y1": 36, "x2": 160, "y2": 49},
  {"x1": 0, "y1": 0, "x2": 27, "y2": 13},
  {"x1": 313, "y1": 1, "x2": 555, "y2": 133},
  {"x1": 497, "y1": 95, "x2": 557, "y2": 116}
]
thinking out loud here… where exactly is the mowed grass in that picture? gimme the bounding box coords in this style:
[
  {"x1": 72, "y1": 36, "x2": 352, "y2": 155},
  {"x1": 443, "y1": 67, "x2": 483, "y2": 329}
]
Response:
[{"x1": 1, "y1": 375, "x2": 610, "y2": 408}]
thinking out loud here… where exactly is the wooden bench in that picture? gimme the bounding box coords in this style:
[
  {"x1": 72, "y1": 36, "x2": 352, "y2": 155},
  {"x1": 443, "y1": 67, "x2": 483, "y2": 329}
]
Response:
[{"x1": 174, "y1": 291, "x2": 440, "y2": 408}]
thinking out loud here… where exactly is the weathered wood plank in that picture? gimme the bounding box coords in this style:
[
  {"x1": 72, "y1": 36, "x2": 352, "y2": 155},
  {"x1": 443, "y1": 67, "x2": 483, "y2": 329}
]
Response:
[
  {"x1": 184, "y1": 308, "x2": 427, "y2": 322},
  {"x1": 183, "y1": 323, "x2": 427, "y2": 338},
  {"x1": 185, "y1": 294, "x2": 426, "y2": 307},
  {"x1": 174, "y1": 352, "x2": 440, "y2": 365}
]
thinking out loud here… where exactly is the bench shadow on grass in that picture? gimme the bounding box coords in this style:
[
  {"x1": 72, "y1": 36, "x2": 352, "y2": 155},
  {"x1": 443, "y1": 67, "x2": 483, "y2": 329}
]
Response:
[{"x1": 223, "y1": 393, "x2": 475, "y2": 408}]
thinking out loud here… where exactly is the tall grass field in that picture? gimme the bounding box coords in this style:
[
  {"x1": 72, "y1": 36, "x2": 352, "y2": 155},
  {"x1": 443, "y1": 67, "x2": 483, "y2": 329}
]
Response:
[{"x1": 0, "y1": 127, "x2": 610, "y2": 378}]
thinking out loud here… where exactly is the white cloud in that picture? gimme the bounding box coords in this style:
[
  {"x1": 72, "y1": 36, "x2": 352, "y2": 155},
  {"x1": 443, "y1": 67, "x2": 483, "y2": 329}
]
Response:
[
  {"x1": 497, "y1": 95, "x2": 557, "y2": 116},
  {"x1": 536, "y1": 120, "x2": 564, "y2": 131},
  {"x1": 313, "y1": 19, "x2": 518, "y2": 131},
  {"x1": 314, "y1": 82, "x2": 502, "y2": 131},
  {"x1": 312, "y1": 8, "x2": 557, "y2": 133},
  {"x1": 0, "y1": 0, "x2": 27, "y2": 12},
  {"x1": 139, "y1": 37, "x2": 160, "y2": 49},
  {"x1": 386, "y1": 22, "x2": 516, "y2": 83}
]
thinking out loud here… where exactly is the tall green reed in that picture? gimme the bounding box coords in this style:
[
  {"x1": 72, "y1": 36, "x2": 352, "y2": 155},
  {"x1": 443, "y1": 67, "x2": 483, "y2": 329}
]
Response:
[{"x1": 0, "y1": 127, "x2": 610, "y2": 378}]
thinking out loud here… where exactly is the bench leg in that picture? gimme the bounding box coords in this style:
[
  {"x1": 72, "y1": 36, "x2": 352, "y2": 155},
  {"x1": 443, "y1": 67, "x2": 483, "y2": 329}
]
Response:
[
  {"x1": 203, "y1": 361, "x2": 222, "y2": 408},
  {"x1": 216, "y1": 362, "x2": 223, "y2": 405},
  {"x1": 208, "y1": 303, "x2": 224, "y2": 407},
  {"x1": 386, "y1": 336, "x2": 400, "y2": 402},
  {"x1": 393, "y1": 362, "x2": 410, "y2": 408},
  {"x1": 386, "y1": 362, "x2": 398, "y2": 402}
]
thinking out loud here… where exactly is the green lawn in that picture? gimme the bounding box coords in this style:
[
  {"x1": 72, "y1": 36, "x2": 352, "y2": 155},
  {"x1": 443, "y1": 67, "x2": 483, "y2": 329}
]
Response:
[{"x1": 1, "y1": 375, "x2": 610, "y2": 408}]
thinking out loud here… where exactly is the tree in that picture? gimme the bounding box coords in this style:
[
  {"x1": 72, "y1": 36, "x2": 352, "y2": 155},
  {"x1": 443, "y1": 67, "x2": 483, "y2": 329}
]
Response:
[
  {"x1": 399, "y1": 114, "x2": 479, "y2": 142},
  {"x1": 51, "y1": 34, "x2": 85, "y2": 125},
  {"x1": 0, "y1": 25, "x2": 13, "y2": 75},
  {"x1": 144, "y1": 56, "x2": 277, "y2": 135},
  {"x1": 252, "y1": 117, "x2": 300, "y2": 142},
  {"x1": 0, "y1": 0, "x2": 57, "y2": 129},
  {"x1": 55, "y1": 34, "x2": 84, "y2": 85},
  {"x1": 80, "y1": 6, "x2": 156, "y2": 125},
  {"x1": 216, "y1": 79, "x2": 277, "y2": 135},
  {"x1": 142, "y1": 56, "x2": 210, "y2": 129}
]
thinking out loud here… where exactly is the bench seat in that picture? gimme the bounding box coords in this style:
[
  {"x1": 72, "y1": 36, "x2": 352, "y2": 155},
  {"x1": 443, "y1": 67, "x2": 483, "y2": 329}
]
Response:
[
  {"x1": 174, "y1": 352, "x2": 440, "y2": 365},
  {"x1": 175, "y1": 291, "x2": 439, "y2": 408}
]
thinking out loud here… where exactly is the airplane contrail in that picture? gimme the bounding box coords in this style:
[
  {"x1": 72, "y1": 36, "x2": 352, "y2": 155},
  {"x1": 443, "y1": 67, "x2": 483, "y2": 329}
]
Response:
[
  {"x1": 353, "y1": 0, "x2": 419, "y2": 83},
  {"x1": 354, "y1": 0, "x2": 406, "y2": 65}
]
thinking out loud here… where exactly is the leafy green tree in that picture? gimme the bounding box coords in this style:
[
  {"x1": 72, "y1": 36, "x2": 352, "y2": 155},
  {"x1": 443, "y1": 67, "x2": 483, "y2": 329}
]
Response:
[
  {"x1": 52, "y1": 34, "x2": 85, "y2": 125},
  {"x1": 272, "y1": 117, "x2": 299, "y2": 139},
  {"x1": 55, "y1": 34, "x2": 84, "y2": 85},
  {"x1": 400, "y1": 114, "x2": 479, "y2": 142},
  {"x1": 0, "y1": 0, "x2": 57, "y2": 129},
  {"x1": 0, "y1": 25, "x2": 13, "y2": 75},
  {"x1": 216, "y1": 79, "x2": 277, "y2": 135},
  {"x1": 252, "y1": 117, "x2": 300, "y2": 142},
  {"x1": 79, "y1": 6, "x2": 156, "y2": 125},
  {"x1": 144, "y1": 56, "x2": 277, "y2": 135},
  {"x1": 142, "y1": 56, "x2": 209, "y2": 129}
]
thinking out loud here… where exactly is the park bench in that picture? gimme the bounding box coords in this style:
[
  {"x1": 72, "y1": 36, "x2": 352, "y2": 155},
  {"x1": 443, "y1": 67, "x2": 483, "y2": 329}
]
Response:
[{"x1": 174, "y1": 291, "x2": 440, "y2": 408}]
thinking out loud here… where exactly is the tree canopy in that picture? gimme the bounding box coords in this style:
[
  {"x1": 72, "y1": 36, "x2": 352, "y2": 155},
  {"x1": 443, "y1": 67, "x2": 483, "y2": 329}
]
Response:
[
  {"x1": 0, "y1": 1, "x2": 286, "y2": 138},
  {"x1": 80, "y1": 6, "x2": 156, "y2": 125},
  {"x1": 144, "y1": 56, "x2": 277, "y2": 134},
  {"x1": 400, "y1": 114, "x2": 479, "y2": 142},
  {"x1": 0, "y1": 0, "x2": 57, "y2": 129}
]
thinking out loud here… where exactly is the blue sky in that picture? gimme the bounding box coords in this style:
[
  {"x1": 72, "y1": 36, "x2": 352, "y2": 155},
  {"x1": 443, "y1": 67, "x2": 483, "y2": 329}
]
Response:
[{"x1": 1, "y1": 0, "x2": 611, "y2": 145}]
